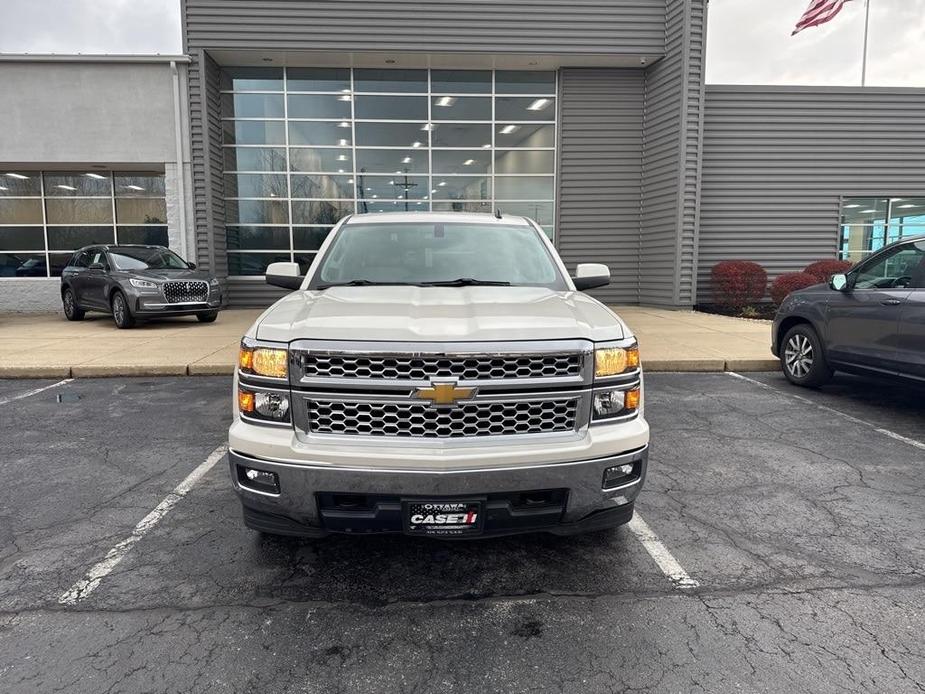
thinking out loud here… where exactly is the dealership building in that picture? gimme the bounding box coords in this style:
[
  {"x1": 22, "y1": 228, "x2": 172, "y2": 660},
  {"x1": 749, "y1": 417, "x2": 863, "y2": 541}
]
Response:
[{"x1": 2, "y1": 0, "x2": 924, "y2": 311}]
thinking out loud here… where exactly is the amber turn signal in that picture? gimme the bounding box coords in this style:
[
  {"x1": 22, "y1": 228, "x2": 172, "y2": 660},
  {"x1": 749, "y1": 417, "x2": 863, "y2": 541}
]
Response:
[
  {"x1": 624, "y1": 388, "x2": 641, "y2": 411},
  {"x1": 238, "y1": 389, "x2": 255, "y2": 413}
]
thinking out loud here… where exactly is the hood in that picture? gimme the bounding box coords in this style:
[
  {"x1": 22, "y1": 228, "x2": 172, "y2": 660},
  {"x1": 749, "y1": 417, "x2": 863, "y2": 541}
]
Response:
[
  {"x1": 253, "y1": 286, "x2": 628, "y2": 344},
  {"x1": 122, "y1": 268, "x2": 213, "y2": 282}
]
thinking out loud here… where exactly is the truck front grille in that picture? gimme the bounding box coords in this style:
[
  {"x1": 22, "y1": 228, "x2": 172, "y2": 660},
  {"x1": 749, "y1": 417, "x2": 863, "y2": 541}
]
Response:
[
  {"x1": 163, "y1": 280, "x2": 208, "y2": 304},
  {"x1": 306, "y1": 397, "x2": 580, "y2": 439},
  {"x1": 300, "y1": 353, "x2": 582, "y2": 381}
]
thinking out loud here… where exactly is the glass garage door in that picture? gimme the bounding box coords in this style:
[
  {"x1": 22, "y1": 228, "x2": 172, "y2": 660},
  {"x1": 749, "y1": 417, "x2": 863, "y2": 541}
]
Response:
[{"x1": 221, "y1": 67, "x2": 558, "y2": 277}]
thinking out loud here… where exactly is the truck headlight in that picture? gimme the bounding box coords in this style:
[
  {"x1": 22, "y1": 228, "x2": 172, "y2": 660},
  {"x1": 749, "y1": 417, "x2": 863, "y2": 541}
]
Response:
[
  {"x1": 594, "y1": 345, "x2": 640, "y2": 378},
  {"x1": 239, "y1": 344, "x2": 288, "y2": 379},
  {"x1": 129, "y1": 278, "x2": 157, "y2": 290},
  {"x1": 592, "y1": 387, "x2": 640, "y2": 420},
  {"x1": 238, "y1": 387, "x2": 290, "y2": 423}
]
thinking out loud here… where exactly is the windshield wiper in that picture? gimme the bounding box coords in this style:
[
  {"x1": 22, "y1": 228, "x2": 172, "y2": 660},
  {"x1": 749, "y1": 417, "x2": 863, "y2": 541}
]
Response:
[
  {"x1": 316, "y1": 279, "x2": 419, "y2": 289},
  {"x1": 422, "y1": 277, "x2": 512, "y2": 287}
]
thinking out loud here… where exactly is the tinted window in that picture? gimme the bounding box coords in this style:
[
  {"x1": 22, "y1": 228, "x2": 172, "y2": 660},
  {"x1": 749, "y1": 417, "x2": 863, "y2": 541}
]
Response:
[
  {"x1": 108, "y1": 247, "x2": 189, "y2": 271},
  {"x1": 311, "y1": 222, "x2": 564, "y2": 289}
]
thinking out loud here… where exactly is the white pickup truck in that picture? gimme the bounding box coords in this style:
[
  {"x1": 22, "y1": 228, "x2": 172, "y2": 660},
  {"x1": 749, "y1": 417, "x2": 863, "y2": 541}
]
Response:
[{"x1": 229, "y1": 212, "x2": 648, "y2": 538}]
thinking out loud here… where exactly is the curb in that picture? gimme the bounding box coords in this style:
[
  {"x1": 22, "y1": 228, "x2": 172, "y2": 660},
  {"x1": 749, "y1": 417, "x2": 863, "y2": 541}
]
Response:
[{"x1": 0, "y1": 359, "x2": 779, "y2": 379}]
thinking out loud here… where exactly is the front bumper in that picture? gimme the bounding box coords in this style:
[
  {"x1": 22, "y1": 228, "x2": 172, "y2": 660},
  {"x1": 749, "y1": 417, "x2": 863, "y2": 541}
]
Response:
[
  {"x1": 132, "y1": 294, "x2": 223, "y2": 316},
  {"x1": 228, "y1": 442, "x2": 648, "y2": 538}
]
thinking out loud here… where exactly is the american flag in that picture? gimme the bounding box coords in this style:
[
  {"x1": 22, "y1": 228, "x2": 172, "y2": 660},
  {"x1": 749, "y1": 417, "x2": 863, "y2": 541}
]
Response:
[{"x1": 792, "y1": 0, "x2": 855, "y2": 35}]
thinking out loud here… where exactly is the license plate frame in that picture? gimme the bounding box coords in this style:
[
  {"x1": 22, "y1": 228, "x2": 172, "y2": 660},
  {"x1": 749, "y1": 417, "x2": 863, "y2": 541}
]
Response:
[{"x1": 403, "y1": 499, "x2": 484, "y2": 537}]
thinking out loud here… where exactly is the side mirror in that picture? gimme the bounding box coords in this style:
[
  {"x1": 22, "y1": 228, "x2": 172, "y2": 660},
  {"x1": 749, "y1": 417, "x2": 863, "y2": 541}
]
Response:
[
  {"x1": 88, "y1": 262, "x2": 105, "y2": 271},
  {"x1": 266, "y1": 261, "x2": 304, "y2": 290},
  {"x1": 830, "y1": 273, "x2": 850, "y2": 292},
  {"x1": 187, "y1": 261, "x2": 197, "y2": 270},
  {"x1": 572, "y1": 263, "x2": 611, "y2": 291}
]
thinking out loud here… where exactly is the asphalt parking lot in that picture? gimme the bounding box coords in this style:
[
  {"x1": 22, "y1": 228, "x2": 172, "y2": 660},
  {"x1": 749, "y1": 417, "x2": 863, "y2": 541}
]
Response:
[{"x1": 0, "y1": 372, "x2": 923, "y2": 693}]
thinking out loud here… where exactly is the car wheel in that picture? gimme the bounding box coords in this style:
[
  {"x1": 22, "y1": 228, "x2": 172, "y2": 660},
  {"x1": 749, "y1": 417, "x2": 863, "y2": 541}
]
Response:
[
  {"x1": 197, "y1": 310, "x2": 219, "y2": 323},
  {"x1": 62, "y1": 288, "x2": 85, "y2": 321},
  {"x1": 111, "y1": 290, "x2": 136, "y2": 329},
  {"x1": 781, "y1": 324, "x2": 832, "y2": 387}
]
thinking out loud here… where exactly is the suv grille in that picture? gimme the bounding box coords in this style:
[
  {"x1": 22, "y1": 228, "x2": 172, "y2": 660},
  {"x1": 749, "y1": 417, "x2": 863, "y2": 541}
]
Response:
[
  {"x1": 301, "y1": 353, "x2": 582, "y2": 381},
  {"x1": 163, "y1": 280, "x2": 208, "y2": 304},
  {"x1": 307, "y1": 398, "x2": 580, "y2": 438}
]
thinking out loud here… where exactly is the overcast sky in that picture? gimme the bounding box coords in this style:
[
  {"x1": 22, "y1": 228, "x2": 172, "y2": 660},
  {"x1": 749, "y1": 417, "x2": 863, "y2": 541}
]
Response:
[{"x1": 1, "y1": 0, "x2": 924, "y2": 87}]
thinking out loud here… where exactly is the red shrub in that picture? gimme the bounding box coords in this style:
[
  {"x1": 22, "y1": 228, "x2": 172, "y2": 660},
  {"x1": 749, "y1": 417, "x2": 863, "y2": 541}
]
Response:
[
  {"x1": 771, "y1": 272, "x2": 818, "y2": 305},
  {"x1": 711, "y1": 261, "x2": 767, "y2": 309},
  {"x1": 803, "y1": 259, "x2": 852, "y2": 283}
]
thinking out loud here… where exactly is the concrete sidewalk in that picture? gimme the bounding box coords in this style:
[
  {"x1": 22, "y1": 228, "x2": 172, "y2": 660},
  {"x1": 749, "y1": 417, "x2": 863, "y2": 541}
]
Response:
[{"x1": 0, "y1": 306, "x2": 776, "y2": 378}]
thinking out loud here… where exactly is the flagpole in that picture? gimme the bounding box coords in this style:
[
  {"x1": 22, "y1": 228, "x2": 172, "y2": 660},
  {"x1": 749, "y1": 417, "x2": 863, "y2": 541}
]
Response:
[{"x1": 861, "y1": 0, "x2": 871, "y2": 86}]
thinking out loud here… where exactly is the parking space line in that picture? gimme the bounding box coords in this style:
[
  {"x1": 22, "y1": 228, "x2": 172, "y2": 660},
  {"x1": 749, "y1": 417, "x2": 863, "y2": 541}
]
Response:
[
  {"x1": 727, "y1": 372, "x2": 925, "y2": 451},
  {"x1": 58, "y1": 443, "x2": 228, "y2": 606},
  {"x1": 0, "y1": 378, "x2": 73, "y2": 407},
  {"x1": 627, "y1": 512, "x2": 700, "y2": 589}
]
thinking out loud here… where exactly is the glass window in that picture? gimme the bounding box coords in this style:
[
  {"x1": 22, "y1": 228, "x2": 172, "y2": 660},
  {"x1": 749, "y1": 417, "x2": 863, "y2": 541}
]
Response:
[
  {"x1": 290, "y1": 148, "x2": 353, "y2": 173},
  {"x1": 292, "y1": 200, "x2": 354, "y2": 225},
  {"x1": 0, "y1": 253, "x2": 46, "y2": 277},
  {"x1": 227, "y1": 252, "x2": 291, "y2": 276},
  {"x1": 225, "y1": 199, "x2": 290, "y2": 225},
  {"x1": 353, "y1": 69, "x2": 427, "y2": 93},
  {"x1": 295, "y1": 252, "x2": 319, "y2": 274},
  {"x1": 117, "y1": 226, "x2": 168, "y2": 246},
  {"x1": 222, "y1": 120, "x2": 287, "y2": 145},
  {"x1": 354, "y1": 95, "x2": 428, "y2": 120},
  {"x1": 854, "y1": 242, "x2": 925, "y2": 289},
  {"x1": 288, "y1": 121, "x2": 352, "y2": 147},
  {"x1": 494, "y1": 150, "x2": 555, "y2": 175},
  {"x1": 888, "y1": 198, "x2": 925, "y2": 224},
  {"x1": 0, "y1": 172, "x2": 42, "y2": 196},
  {"x1": 431, "y1": 70, "x2": 491, "y2": 94},
  {"x1": 841, "y1": 198, "x2": 888, "y2": 225},
  {"x1": 223, "y1": 147, "x2": 288, "y2": 172},
  {"x1": 495, "y1": 122, "x2": 555, "y2": 148},
  {"x1": 355, "y1": 122, "x2": 428, "y2": 148},
  {"x1": 431, "y1": 200, "x2": 493, "y2": 214},
  {"x1": 431, "y1": 176, "x2": 490, "y2": 201},
  {"x1": 221, "y1": 93, "x2": 285, "y2": 119},
  {"x1": 0, "y1": 226, "x2": 44, "y2": 251},
  {"x1": 114, "y1": 172, "x2": 166, "y2": 197},
  {"x1": 115, "y1": 198, "x2": 167, "y2": 224},
  {"x1": 223, "y1": 173, "x2": 289, "y2": 199},
  {"x1": 293, "y1": 226, "x2": 332, "y2": 251},
  {"x1": 45, "y1": 199, "x2": 112, "y2": 225},
  {"x1": 356, "y1": 149, "x2": 428, "y2": 174},
  {"x1": 290, "y1": 174, "x2": 355, "y2": 199},
  {"x1": 310, "y1": 222, "x2": 565, "y2": 288},
  {"x1": 431, "y1": 123, "x2": 491, "y2": 148},
  {"x1": 43, "y1": 172, "x2": 112, "y2": 196},
  {"x1": 494, "y1": 71, "x2": 556, "y2": 94},
  {"x1": 47, "y1": 226, "x2": 115, "y2": 250},
  {"x1": 0, "y1": 198, "x2": 43, "y2": 224},
  {"x1": 432, "y1": 150, "x2": 490, "y2": 174},
  {"x1": 495, "y1": 96, "x2": 556, "y2": 122},
  {"x1": 360, "y1": 200, "x2": 429, "y2": 213},
  {"x1": 358, "y1": 175, "x2": 430, "y2": 201},
  {"x1": 495, "y1": 176, "x2": 555, "y2": 200},
  {"x1": 226, "y1": 226, "x2": 291, "y2": 251},
  {"x1": 431, "y1": 96, "x2": 491, "y2": 121},
  {"x1": 287, "y1": 67, "x2": 350, "y2": 92},
  {"x1": 497, "y1": 202, "x2": 554, "y2": 229},
  {"x1": 839, "y1": 197, "x2": 925, "y2": 261},
  {"x1": 288, "y1": 94, "x2": 352, "y2": 120},
  {"x1": 220, "y1": 67, "x2": 283, "y2": 91}
]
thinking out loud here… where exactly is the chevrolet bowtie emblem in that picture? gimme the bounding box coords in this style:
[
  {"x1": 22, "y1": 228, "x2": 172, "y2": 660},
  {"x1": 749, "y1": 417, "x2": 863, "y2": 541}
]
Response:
[{"x1": 412, "y1": 381, "x2": 477, "y2": 407}]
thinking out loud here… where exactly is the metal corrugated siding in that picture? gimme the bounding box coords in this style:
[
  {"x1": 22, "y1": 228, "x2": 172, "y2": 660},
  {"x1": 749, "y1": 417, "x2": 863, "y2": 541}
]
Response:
[
  {"x1": 556, "y1": 68, "x2": 645, "y2": 303},
  {"x1": 699, "y1": 85, "x2": 925, "y2": 301},
  {"x1": 182, "y1": 0, "x2": 665, "y2": 55},
  {"x1": 227, "y1": 278, "x2": 289, "y2": 307},
  {"x1": 635, "y1": 0, "x2": 705, "y2": 308}
]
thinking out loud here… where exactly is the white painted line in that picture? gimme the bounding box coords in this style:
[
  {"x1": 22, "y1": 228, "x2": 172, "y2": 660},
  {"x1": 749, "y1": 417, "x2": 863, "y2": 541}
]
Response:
[
  {"x1": 727, "y1": 372, "x2": 925, "y2": 451},
  {"x1": 0, "y1": 378, "x2": 73, "y2": 406},
  {"x1": 628, "y1": 512, "x2": 700, "y2": 589},
  {"x1": 59, "y1": 443, "x2": 228, "y2": 605}
]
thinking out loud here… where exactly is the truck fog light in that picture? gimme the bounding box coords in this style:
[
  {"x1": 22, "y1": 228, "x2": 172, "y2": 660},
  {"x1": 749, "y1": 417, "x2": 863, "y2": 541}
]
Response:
[
  {"x1": 603, "y1": 462, "x2": 637, "y2": 489},
  {"x1": 237, "y1": 465, "x2": 279, "y2": 494},
  {"x1": 255, "y1": 392, "x2": 290, "y2": 420}
]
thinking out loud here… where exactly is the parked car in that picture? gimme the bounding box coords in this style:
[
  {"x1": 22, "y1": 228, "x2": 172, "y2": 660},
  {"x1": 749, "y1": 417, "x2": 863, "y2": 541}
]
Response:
[
  {"x1": 60, "y1": 245, "x2": 224, "y2": 329},
  {"x1": 229, "y1": 212, "x2": 648, "y2": 539},
  {"x1": 773, "y1": 235, "x2": 925, "y2": 386}
]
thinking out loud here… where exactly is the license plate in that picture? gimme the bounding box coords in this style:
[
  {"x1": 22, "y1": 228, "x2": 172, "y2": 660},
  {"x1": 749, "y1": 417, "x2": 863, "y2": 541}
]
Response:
[{"x1": 403, "y1": 500, "x2": 483, "y2": 537}]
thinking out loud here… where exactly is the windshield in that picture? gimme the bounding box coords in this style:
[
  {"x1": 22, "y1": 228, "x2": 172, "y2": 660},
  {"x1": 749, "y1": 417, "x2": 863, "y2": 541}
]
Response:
[
  {"x1": 309, "y1": 222, "x2": 566, "y2": 289},
  {"x1": 109, "y1": 247, "x2": 190, "y2": 271}
]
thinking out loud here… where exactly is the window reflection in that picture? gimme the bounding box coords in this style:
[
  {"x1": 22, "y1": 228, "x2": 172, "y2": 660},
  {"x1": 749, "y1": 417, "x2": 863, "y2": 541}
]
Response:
[{"x1": 839, "y1": 197, "x2": 925, "y2": 262}]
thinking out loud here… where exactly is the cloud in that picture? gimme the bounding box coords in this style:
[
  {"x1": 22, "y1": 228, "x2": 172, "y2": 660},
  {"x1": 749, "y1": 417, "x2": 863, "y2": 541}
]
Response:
[
  {"x1": 707, "y1": 0, "x2": 925, "y2": 86},
  {"x1": 0, "y1": 0, "x2": 181, "y2": 54}
]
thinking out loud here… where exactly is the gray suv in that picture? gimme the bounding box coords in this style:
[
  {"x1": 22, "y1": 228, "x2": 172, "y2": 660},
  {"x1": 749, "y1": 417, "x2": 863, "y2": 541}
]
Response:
[
  {"x1": 773, "y1": 236, "x2": 925, "y2": 386},
  {"x1": 60, "y1": 245, "x2": 224, "y2": 329}
]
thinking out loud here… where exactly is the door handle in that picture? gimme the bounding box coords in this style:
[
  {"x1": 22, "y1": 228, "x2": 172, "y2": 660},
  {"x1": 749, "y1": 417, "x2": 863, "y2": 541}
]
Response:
[{"x1": 881, "y1": 299, "x2": 902, "y2": 306}]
